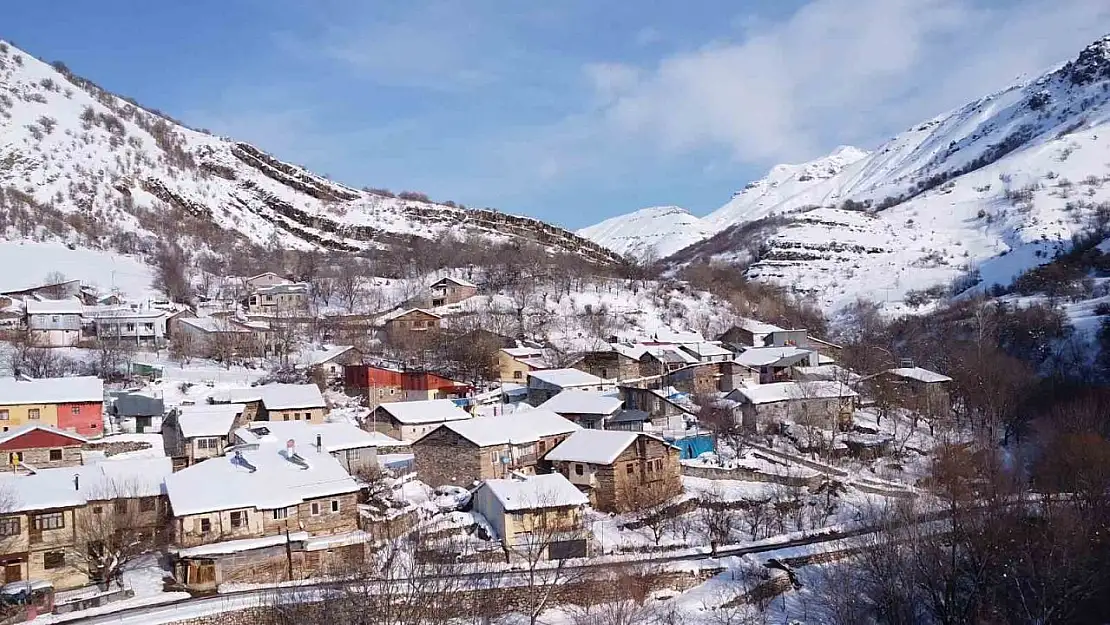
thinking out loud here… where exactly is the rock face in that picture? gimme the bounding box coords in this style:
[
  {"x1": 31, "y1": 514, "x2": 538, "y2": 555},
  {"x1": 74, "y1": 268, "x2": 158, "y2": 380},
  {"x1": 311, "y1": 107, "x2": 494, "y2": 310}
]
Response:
[
  {"x1": 0, "y1": 42, "x2": 623, "y2": 266},
  {"x1": 585, "y1": 35, "x2": 1110, "y2": 313}
]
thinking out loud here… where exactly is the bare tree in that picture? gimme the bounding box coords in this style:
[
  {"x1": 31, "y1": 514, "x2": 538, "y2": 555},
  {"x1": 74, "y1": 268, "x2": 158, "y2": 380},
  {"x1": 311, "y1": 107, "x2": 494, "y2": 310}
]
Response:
[
  {"x1": 152, "y1": 242, "x2": 193, "y2": 303},
  {"x1": 68, "y1": 480, "x2": 168, "y2": 586}
]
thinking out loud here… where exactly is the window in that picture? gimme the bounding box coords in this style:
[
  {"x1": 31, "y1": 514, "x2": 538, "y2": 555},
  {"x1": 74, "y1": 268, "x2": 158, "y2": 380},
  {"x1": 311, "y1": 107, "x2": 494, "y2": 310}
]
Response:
[
  {"x1": 143, "y1": 323, "x2": 154, "y2": 331},
  {"x1": 0, "y1": 517, "x2": 19, "y2": 537},
  {"x1": 283, "y1": 414, "x2": 291, "y2": 422},
  {"x1": 125, "y1": 323, "x2": 135, "y2": 332},
  {"x1": 42, "y1": 551, "x2": 65, "y2": 570},
  {"x1": 51, "y1": 316, "x2": 59, "y2": 323},
  {"x1": 230, "y1": 511, "x2": 246, "y2": 528},
  {"x1": 115, "y1": 499, "x2": 128, "y2": 514},
  {"x1": 49, "y1": 449, "x2": 63, "y2": 461},
  {"x1": 0, "y1": 410, "x2": 8, "y2": 421},
  {"x1": 513, "y1": 370, "x2": 522, "y2": 380},
  {"x1": 294, "y1": 413, "x2": 302, "y2": 421},
  {"x1": 92, "y1": 506, "x2": 102, "y2": 515},
  {"x1": 626, "y1": 463, "x2": 635, "y2": 475},
  {"x1": 574, "y1": 463, "x2": 584, "y2": 476},
  {"x1": 199, "y1": 518, "x2": 211, "y2": 533},
  {"x1": 490, "y1": 451, "x2": 499, "y2": 463},
  {"x1": 140, "y1": 497, "x2": 156, "y2": 512},
  {"x1": 330, "y1": 500, "x2": 340, "y2": 513},
  {"x1": 271, "y1": 508, "x2": 288, "y2": 520},
  {"x1": 33, "y1": 512, "x2": 64, "y2": 531},
  {"x1": 27, "y1": 409, "x2": 39, "y2": 420},
  {"x1": 310, "y1": 502, "x2": 320, "y2": 516},
  {"x1": 70, "y1": 406, "x2": 80, "y2": 415},
  {"x1": 196, "y1": 438, "x2": 218, "y2": 450}
]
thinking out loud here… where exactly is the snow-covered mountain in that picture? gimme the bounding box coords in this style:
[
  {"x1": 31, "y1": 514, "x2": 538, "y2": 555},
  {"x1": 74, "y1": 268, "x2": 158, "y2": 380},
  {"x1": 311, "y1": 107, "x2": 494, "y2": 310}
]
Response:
[
  {"x1": 587, "y1": 35, "x2": 1110, "y2": 313},
  {"x1": 575, "y1": 206, "x2": 713, "y2": 260},
  {"x1": 0, "y1": 41, "x2": 621, "y2": 266}
]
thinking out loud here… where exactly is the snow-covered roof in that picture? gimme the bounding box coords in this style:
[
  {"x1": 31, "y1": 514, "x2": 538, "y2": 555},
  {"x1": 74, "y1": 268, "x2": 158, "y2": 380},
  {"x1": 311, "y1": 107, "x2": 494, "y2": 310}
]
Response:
[
  {"x1": 175, "y1": 404, "x2": 246, "y2": 438},
  {"x1": 0, "y1": 456, "x2": 173, "y2": 513},
  {"x1": 377, "y1": 399, "x2": 471, "y2": 425},
  {"x1": 537, "y1": 390, "x2": 622, "y2": 416},
  {"x1": 610, "y1": 343, "x2": 650, "y2": 360},
  {"x1": 737, "y1": 317, "x2": 786, "y2": 336},
  {"x1": 299, "y1": 345, "x2": 356, "y2": 367},
  {"x1": 246, "y1": 272, "x2": 286, "y2": 282},
  {"x1": 178, "y1": 316, "x2": 251, "y2": 334},
  {"x1": 544, "y1": 429, "x2": 641, "y2": 465},
  {"x1": 727, "y1": 381, "x2": 858, "y2": 405},
  {"x1": 381, "y1": 307, "x2": 441, "y2": 322},
  {"x1": 24, "y1": 297, "x2": 83, "y2": 315},
  {"x1": 502, "y1": 346, "x2": 545, "y2": 359},
  {"x1": 887, "y1": 367, "x2": 952, "y2": 384},
  {"x1": 681, "y1": 342, "x2": 734, "y2": 358},
  {"x1": 437, "y1": 409, "x2": 579, "y2": 447},
  {"x1": 90, "y1": 308, "x2": 167, "y2": 320},
  {"x1": 479, "y1": 473, "x2": 589, "y2": 511},
  {"x1": 733, "y1": 347, "x2": 814, "y2": 367},
  {"x1": 652, "y1": 328, "x2": 705, "y2": 344},
  {"x1": 258, "y1": 383, "x2": 326, "y2": 410},
  {"x1": 164, "y1": 441, "x2": 361, "y2": 516},
  {"x1": 432, "y1": 276, "x2": 477, "y2": 288},
  {"x1": 528, "y1": 368, "x2": 603, "y2": 388},
  {"x1": 255, "y1": 282, "x2": 310, "y2": 295},
  {"x1": 0, "y1": 424, "x2": 87, "y2": 446},
  {"x1": 646, "y1": 345, "x2": 698, "y2": 364},
  {"x1": 176, "y1": 532, "x2": 310, "y2": 558},
  {"x1": 234, "y1": 420, "x2": 402, "y2": 453},
  {"x1": 0, "y1": 376, "x2": 103, "y2": 406}
]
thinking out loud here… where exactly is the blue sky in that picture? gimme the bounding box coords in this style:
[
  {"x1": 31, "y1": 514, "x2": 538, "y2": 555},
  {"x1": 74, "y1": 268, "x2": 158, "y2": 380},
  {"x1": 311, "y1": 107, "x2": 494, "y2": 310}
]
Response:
[{"x1": 5, "y1": 0, "x2": 1110, "y2": 229}]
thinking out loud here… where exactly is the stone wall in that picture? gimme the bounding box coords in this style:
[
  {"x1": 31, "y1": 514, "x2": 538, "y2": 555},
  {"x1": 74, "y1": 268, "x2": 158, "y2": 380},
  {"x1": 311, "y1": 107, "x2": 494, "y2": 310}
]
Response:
[{"x1": 680, "y1": 464, "x2": 823, "y2": 488}]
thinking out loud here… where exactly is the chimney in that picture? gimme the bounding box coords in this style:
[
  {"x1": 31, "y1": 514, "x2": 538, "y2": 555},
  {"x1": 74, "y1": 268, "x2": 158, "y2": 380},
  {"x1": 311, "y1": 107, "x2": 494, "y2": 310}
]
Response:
[
  {"x1": 315, "y1": 434, "x2": 322, "y2": 453},
  {"x1": 73, "y1": 474, "x2": 80, "y2": 491}
]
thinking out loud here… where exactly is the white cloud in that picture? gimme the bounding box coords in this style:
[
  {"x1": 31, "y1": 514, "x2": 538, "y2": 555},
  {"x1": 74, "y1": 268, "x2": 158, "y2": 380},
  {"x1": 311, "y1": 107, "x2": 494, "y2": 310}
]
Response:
[{"x1": 586, "y1": 0, "x2": 1110, "y2": 164}]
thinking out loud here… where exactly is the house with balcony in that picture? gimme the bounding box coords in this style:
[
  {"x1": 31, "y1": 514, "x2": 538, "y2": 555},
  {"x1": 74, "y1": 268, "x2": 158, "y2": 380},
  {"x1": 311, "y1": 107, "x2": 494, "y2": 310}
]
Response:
[
  {"x1": 92, "y1": 309, "x2": 168, "y2": 347},
  {"x1": 412, "y1": 409, "x2": 579, "y2": 488},
  {"x1": 0, "y1": 377, "x2": 104, "y2": 437},
  {"x1": 247, "y1": 283, "x2": 311, "y2": 316},
  {"x1": 428, "y1": 276, "x2": 478, "y2": 307},
  {"x1": 382, "y1": 309, "x2": 441, "y2": 339},
  {"x1": 545, "y1": 430, "x2": 682, "y2": 513},
  {"x1": 164, "y1": 438, "x2": 363, "y2": 590}
]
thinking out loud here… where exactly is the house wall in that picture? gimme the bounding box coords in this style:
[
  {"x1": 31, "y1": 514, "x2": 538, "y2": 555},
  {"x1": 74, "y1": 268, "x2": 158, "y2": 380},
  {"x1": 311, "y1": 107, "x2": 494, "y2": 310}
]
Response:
[
  {"x1": 56, "y1": 401, "x2": 103, "y2": 437},
  {"x1": 553, "y1": 437, "x2": 681, "y2": 513},
  {"x1": 174, "y1": 493, "x2": 360, "y2": 548},
  {"x1": 188, "y1": 435, "x2": 229, "y2": 464},
  {"x1": 412, "y1": 428, "x2": 482, "y2": 487},
  {"x1": 431, "y1": 283, "x2": 478, "y2": 307},
  {"x1": 24, "y1": 508, "x2": 87, "y2": 590},
  {"x1": 263, "y1": 407, "x2": 326, "y2": 424},
  {"x1": 574, "y1": 353, "x2": 638, "y2": 381},
  {"x1": 1, "y1": 445, "x2": 82, "y2": 470},
  {"x1": 497, "y1": 352, "x2": 539, "y2": 383},
  {"x1": 94, "y1": 317, "x2": 166, "y2": 344},
  {"x1": 0, "y1": 404, "x2": 60, "y2": 430},
  {"x1": 332, "y1": 447, "x2": 377, "y2": 476},
  {"x1": 385, "y1": 312, "x2": 441, "y2": 334}
]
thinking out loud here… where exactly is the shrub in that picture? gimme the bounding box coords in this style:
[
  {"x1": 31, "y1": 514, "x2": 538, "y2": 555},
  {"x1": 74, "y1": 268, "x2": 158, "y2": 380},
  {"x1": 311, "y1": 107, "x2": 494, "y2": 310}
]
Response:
[
  {"x1": 398, "y1": 190, "x2": 431, "y2": 202},
  {"x1": 1095, "y1": 302, "x2": 1110, "y2": 316}
]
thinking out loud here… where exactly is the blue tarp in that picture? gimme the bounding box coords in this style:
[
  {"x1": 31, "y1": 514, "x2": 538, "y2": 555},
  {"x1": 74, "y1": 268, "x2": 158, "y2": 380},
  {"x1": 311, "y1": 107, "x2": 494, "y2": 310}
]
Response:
[{"x1": 666, "y1": 433, "x2": 715, "y2": 459}]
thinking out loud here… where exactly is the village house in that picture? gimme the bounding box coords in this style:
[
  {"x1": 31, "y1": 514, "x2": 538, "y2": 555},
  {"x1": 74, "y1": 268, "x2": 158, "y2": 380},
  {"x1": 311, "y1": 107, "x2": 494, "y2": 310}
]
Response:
[
  {"x1": 25, "y1": 298, "x2": 84, "y2": 347},
  {"x1": 881, "y1": 366, "x2": 953, "y2": 417},
  {"x1": 255, "y1": 384, "x2": 328, "y2": 424},
  {"x1": 91, "y1": 309, "x2": 168, "y2": 347},
  {"x1": 545, "y1": 430, "x2": 682, "y2": 513},
  {"x1": 537, "y1": 391, "x2": 623, "y2": 429},
  {"x1": 725, "y1": 381, "x2": 858, "y2": 433},
  {"x1": 1, "y1": 278, "x2": 83, "y2": 302},
  {"x1": 242, "y1": 272, "x2": 292, "y2": 291},
  {"x1": 232, "y1": 420, "x2": 400, "y2": 476},
  {"x1": 733, "y1": 347, "x2": 820, "y2": 384},
  {"x1": 382, "y1": 309, "x2": 442, "y2": 337},
  {"x1": 368, "y1": 399, "x2": 472, "y2": 441},
  {"x1": 247, "y1": 283, "x2": 311, "y2": 316},
  {"x1": 0, "y1": 457, "x2": 172, "y2": 589},
  {"x1": 638, "y1": 345, "x2": 699, "y2": 377},
  {"x1": 108, "y1": 391, "x2": 165, "y2": 434},
  {"x1": 679, "y1": 342, "x2": 734, "y2": 364},
  {"x1": 618, "y1": 386, "x2": 694, "y2": 429},
  {"x1": 573, "y1": 345, "x2": 644, "y2": 382},
  {"x1": 663, "y1": 361, "x2": 726, "y2": 396},
  {"x1": 164, "y1": 439, "x2": 363, "y2": 591},
  {"x1": 343, "y1": 363, "x2": 404, "y2": 409},
  {"x1": 298, "y1": 346, "x2": 360, "y2": 384},
  {"x1": 497, "y1": 347, "x2": 550, "y2": 383},
  {"x1": 471, "y1": 473, "x2": 590, "y2": 559},
  {"x1": 717, "y1": 318, "x2": 787, "y2": 349},
  {"x1": 162, "y1": 404, "x2": 246, "y2": 469},
  {"x1": 527, "y1": 369, "x2": 607, "y2": 406},
  {"x1": 412, "y1": 409, "x2": 578, "y2": 487},
  {"x1": 0, "y1": 425, "x2": 85, "y2": 470},
  {"x1": 401, "y1": 370, "x2": 471, "y2": 402},
  {"x1": 174, "y1": 316, "x2": 255, "y2": 358},
  {"x1": 0, "y1": 377, "x2": 104, "y2": 437},
  {"x1": 429, "y1": 276, "x2": 479, "y2": 307}
]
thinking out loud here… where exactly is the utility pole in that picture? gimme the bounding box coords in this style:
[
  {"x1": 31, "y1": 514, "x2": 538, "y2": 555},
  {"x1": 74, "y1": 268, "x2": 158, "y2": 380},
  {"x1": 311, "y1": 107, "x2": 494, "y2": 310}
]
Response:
[{"x1": 284, "y1": 524, "x2": 294, "y2": 581}]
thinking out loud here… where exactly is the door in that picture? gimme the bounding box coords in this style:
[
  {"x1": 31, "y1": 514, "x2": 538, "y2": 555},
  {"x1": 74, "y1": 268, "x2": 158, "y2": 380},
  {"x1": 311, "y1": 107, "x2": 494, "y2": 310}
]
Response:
[
  {"x1": 136, "y1": 416, "x2": 150, "y2": 433},
  {"x1": 3, "y1": 563, "x2": 22, "y2": 582}
]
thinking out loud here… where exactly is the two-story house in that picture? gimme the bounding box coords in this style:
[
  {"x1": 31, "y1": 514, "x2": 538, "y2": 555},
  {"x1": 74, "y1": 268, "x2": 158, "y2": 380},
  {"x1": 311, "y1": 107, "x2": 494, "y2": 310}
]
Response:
[
  {"x1": 400, "y1": 371, "x2": 471, "y2": 402},
  {"x1": 428, "y1": 276, "x2": 478, "y2": 307},
  {"x1": 724, "y1": 381, "x2": 858, "y2": 433},
  {"x1": 382, "y1": 309, "x2": 442, "y2": 338},
  {"x1": 247, "y1": 283, "x2": 311, "y2": 316},
  {"x1": 412, "y1": 409, "x2": 579, "y2": 487},
  {"x1": 497, "y1": 347, "x2": 550, "y2": 383},
  {"x1": 368, "y1": 400, "x2": 471, "y2": 441},
  {"x1": 537, "y1": 391, "x2": 622, "y2": 430},
  {"x1": 0, "y1": 377, "x2": 104, "y2": 437},
  {"x1": 243, "y1": 272, "x2": 291, "y2": 291},
  {"x1": 164, "y1": 439, "x2": 363, "y2": 590},
  {"x1": 92, "y1": 309, "x2": 168, "y2": 347},
  {"x1": 232, "y1": 420, "x2": 396, "y2": 476},
  {"x1": 471, "y1": 473, "x2": 589, "y2": 559},
  {"x1": 343, "y1": 363, "x2": 404, "y2": 409},
  {"x1": 526, "y1": 369, "x2": 607, "y2": 406},
  {"x1": 161, "y1": 404, "x2": 246, "y2": 469},
  {"x1": 545, "y1": 430, "x2": 682, "y2": 513},
  {"x1": 25, "y1": 298, "x2": 84, "y2": 347}
]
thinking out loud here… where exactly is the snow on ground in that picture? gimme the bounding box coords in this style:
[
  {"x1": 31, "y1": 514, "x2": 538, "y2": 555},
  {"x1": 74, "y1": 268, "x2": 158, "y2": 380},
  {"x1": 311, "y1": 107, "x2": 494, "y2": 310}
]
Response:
[{"x1": 0, "y1": 240, "x2": 155, "y2": 299}]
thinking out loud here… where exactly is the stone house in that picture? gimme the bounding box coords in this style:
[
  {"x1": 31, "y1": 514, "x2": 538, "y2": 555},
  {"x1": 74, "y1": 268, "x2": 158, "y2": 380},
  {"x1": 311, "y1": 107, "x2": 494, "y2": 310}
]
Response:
[
  {"x1": 497, "y1": 347, "x2": 550, "y2": 383},
  {"x1": 382, "y1": 309, "x2": 441, "y2": 337},
  {"x1": 638, "y1": 346, "x2": 698, "y2": 377},
  {"x1": 232, "y1": 420, "x2": 398, "y2": 477},
  {"x1": 618, "y1": 386, "x2": 694, "y2": 429},
  {"x1": 162, "y1": 404, "x2": 246, "y2": 469},
  {"x1": 256, "y1": 384, "x2": 328, "y2": 424},
  {"x1": 429, "y1": 276, "x2": 478, "y2": 307},
  {"x1": 0, "y1": 425, "x2": 86, "y2": 470},
  {"x1": 471, "y1": 473, "x2": 589, "y2": 559},
  {"x1": 733, "y1": 347, "x2": 820, "y2": 384},
  {"x1": 526, "y1": 369, "x2": 607, "y2": 406},
  {"x1": 25, "y1": 298, "x2": 83, "y2": 347},
  {"x1": 717, "y1": 318, "x2": 786, "y2": 349},
  {"x1": 537, "y1": 391, "x2": 622, "y2": 429},
  {"x1": 678, "y1": 343, "x2": 734, "y2": 364},
  {"x1": 298, "y1": 346, "x2": 360, "y2": 384},
  {"x1": 412, "y1": 410, "x2": 579, "y2": 487},
  {"x1": 368, "y1": 400, "x2": 471, "y2": 441},
  {"x1": 164, "y1": 440, "x2": 363, "y2": 591},
  {"x1": 572, "y1": 346, "x2": 643, "y2": 382},
  {"x1": 881, "y1": 366, "x2": 953, "y2": 417},
  {"x1": 545, "y1": 430, "x2": 682, "y2": 513},
  {"x1": 663, "y1": 362, "x2": 725, "y2": 396},
  {"x1": 725, "y1": 381, "x2": 858, "y2": 432}
]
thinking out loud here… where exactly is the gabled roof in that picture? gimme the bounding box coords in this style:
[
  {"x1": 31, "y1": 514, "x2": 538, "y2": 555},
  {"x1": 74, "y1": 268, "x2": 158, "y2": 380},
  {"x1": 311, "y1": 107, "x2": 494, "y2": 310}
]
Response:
[
  {"x1": 0, "y1": 424, "x2": 87, "y2": 447},
  {"x1": 435, "y1": 409, "x2": 579, "y2": 447},
  {"x1": 544, "y1": 429, "x2": 641, "y2": 465},
  {"x1": 25, "y1": 297, "x2": 84, "y2": 315},
  {"x1": 0, "y1": 456, "x2": 173, "y2": 513},
  {"x1": 164, "y1": 442, "x2": 360, "y2": 516},
  {"x1": 178, "y1": 316, "x2": 252, "y2": 334},
  {"x1": 175, "y1": 404, "x2": 246, "y2": 438},
  {"x1": 887, "y1": 367, "x2": 952, "y2": 384},
  {"x1": 258, "y1": 384, "x2": 326, "y2": 410},
  {"x1": 382, "y1": 308, "x2": 442, "y2": 322},
  {"x1": 528, "y1": 368, "x2": 603, "y2": 388},
  {"x1": 652, "y1": 329, "x2": 705, "y2": 344},
  {"x1": 680, "y1": 342, "x2": 734, "y2": 358},
  {"x1": 299, "y1": 345, "x2": 356, "y2": 367},
  {"x1": 538, "y1": 390, "x2": 622, "y2": 416},
  {"x1": 479, "y1": 473, "x2": 589, "y2": 511},
  {"x1": 377, "y1": 399, "x2": 471, "y2": 425},
  {"x1": 733, "y1": 347, "x2": 814, "y2": 368},
  {"x1": 245, "y1": 271, "x2": 286, "y2": 282},
  {"x1": 234, "y1": 420, "x2": 402, "y2": 453},
  {"x1": 726, "y1": 381, "x2": 858, "y2": 405},
  {"x1": 432, "y1": 276, "x2": 477, "y2": 289},
  {"x1": 0, "y1": 376, "x2": 103, "y2": 406},
  {"x1": 645, "y1": 345, "x2": 698, "y2": 365},
  {"x1": 736, "y1": 317, "x2": 786, "y2": 336}
]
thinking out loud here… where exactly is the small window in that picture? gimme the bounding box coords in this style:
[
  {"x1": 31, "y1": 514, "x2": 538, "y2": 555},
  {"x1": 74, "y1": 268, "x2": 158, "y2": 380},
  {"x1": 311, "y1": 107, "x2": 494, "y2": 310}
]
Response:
[
  {"x1": 140, "y1": 497, "x2": 156, "y2": 512},
  {"x1": 513, "y1": 370, "x2": 522, "y2": 380},
  {"x1": 125, "y1": 323, "x2": 135, "y2": 332},
  {"x1": 115, "y1": 499, "x2": 128, "y2": 514},
  {"x1": 70, "y1": 406, "x2": 80, "y2": 415},
  {"x1": 143, "y1": 323, "x2": 154, "y2": 331},
  {"x1": 42, "y1": 551, "x2": 65, "y2": 570},
  {"x1": 626, "y1": 463, "x2": 635, "y2": 475},
  {"x1": 330, "y1": 500, "x2": 340, "y2": 513},
  {"x1": 0, "y1": 517, "x2": 20, "y2": 537},
  {"x1": 49, "y1": 449, "x2": 63, "y2": 461},
  {"x1": 0, "y1": 410, "x2": 7, "y2": 421},
  {"x1": 199, "y1": 518, "x2": 212, "y2": 533},
  {"x1": 310, "y1": 502, "x2": 320, "y2": 516},
  {"x1": 230, "y1": 510, "x2": 247, "y2": 528},
  {"x1": 33, "y1": 512, "x2": 64, "y2": 530},
  {"x1": 92, "y1": 506, "x2": 102, "y2": 515},
  {"x1": 27, "y1": 409, "x2": 39, "y2": 420},
  {"x1": 490, "y1": 451, "x2": 498, "y2": 463},
  {"x1": 272, "y1": 508, "x2": 288, "y2": 520},
  {"x1": 574, "y1": 463, "x2": 584, "y2": 476}
]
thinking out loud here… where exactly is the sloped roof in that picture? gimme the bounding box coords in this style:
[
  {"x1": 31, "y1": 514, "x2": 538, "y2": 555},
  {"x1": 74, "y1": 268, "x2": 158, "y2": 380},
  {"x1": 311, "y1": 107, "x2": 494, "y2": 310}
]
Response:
[
  {"x1": 178, "y1": 316, "x2": 252, "y2": 334},
  {"x1": 726, "y1": 381, "x2": 857, "y2": 405},
  {"x1": 0, "y1": 376, "x2": 103, "y2": 406},
  {"x1": 681, "y1": 342, "x2": 734, "y2": 358},
  {"x1": 0, "y1": 424, "x2": 87, "y2": 446},
  {"x1": 528, "y1": 368, "x2": 603, "y2": 388},
  {"x1": 382, "y1": 308, "x2": 441, "y2": 322},
  {"x1": 176, "y1": 404, "x2": 246, "y2": 438},
  {"x1": 733, "y1": 347, "x2": 814, "y2": 367},
  {"x1": 25, "y1": 297, "x2": 84, "y2": 315},
  {"x1": 234, "y1": 420, "x2": 402, "y2": 453},
  {"x1": 432, "y1": 276, "x2": 477, "y2": 288},
  {"x1": 479, "y1": 473, "x2": 589, "y2": 511},
  {"x1": 258, "y1": 384, "x2": 326, "y2": 410},
  {"x1": 887, "y1": 367, "x2": 952, "y2": 384},
  {"x1": 502, "y1": 346, "x2": 545, "y2": 359},
  {"x1": 299, "y1": 345, "x2": 356, "y2": 367},
  {"x1": 437, "y1": 409, "x2": 579, "y2": 447},
  {"x1": 377, "y1": 399, "x2": 471, "y2": 425},
  {"x1": 538, "y1": 390, "x2": 622, "y2": 416},
  {"x1": 736, "y1": 317, "x2": 786, "y2": 335},
  {"x1": 544, "y1": 429, "x2": 640, "y2": 464},
  {"x1": 0, "y1": 456, "x2": 173, "y2": 513}
]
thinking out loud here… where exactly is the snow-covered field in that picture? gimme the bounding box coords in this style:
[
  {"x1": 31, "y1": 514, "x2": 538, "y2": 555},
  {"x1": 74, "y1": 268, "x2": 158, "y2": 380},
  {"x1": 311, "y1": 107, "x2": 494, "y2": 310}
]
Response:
[{"x1": 0, "y1": 240, "x2": 154, "y2": 299}]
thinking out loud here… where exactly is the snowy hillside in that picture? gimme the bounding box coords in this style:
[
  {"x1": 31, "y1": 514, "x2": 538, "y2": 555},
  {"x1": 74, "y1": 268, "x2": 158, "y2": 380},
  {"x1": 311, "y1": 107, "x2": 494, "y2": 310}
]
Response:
[
  {"x1": 590, "y1": 35, "x2": 1110, "y2": 313},
  {"x1": 575, "y1": 206, "x2": 712, "y2": 259},
  {"x1": 0, "y1": 41, "x2": 621, "y2": 266}
]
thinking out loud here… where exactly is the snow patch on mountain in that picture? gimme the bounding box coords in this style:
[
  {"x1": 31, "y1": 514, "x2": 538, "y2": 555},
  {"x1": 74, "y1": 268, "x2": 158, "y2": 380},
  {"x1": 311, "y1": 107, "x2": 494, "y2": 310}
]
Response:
[{"x1": 576, "y1": 206, "x2": 712, "y2": 259}]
